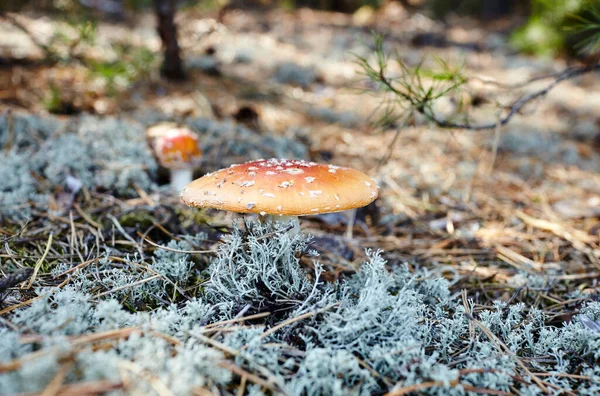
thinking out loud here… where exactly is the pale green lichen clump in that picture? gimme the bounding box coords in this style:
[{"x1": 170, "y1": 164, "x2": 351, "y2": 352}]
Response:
[
  {"x1": 0, "y1": 150, "x2": 48, "y2": 221},
  {"x1": 2, "y1": 221, "x2": 600, "y2": 395},
  {"x1": 30, "y1": 115, "x2": 158, "y2": 194},
  {"x1": 0, "y1": 113, "x2": 158, "y2": 221}
]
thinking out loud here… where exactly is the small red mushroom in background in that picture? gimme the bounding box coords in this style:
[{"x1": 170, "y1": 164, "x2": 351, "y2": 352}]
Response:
[
  {"x1": 146, "y1": 122, "x2": 178, "y2": 143},
  {"x1": 152, "y1": 126, "x2": 202, "y2": 193}
]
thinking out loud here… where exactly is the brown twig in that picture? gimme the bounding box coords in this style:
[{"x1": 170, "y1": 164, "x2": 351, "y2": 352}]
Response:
[
  {"x1": 429, "y1": 64, "x2": 600, "y2": 130},
  {"x1": 191, "y1": 332, "x2": 286, "y2": 394},
  {"x1": 203, "y1": 311, "x2": 271, "y2": 329},
  {"x1": 385, "y1": 378, "x2": 512, "y2": 396},
  {"x1": 15, "y1": 380, "x2": 123, "y2": 396},
  {"x1": 465, "y1": 313, "x2": 549, "y2": 393},
  {"x1": 0, "y1": 328, "x2": 139, "y2": 373},
  {"x1": 219, "y1": 361, "x2": 279, "y2": 393},
  {"x1": 259, "y1": 303, "x2": 339, "y2": 340}
]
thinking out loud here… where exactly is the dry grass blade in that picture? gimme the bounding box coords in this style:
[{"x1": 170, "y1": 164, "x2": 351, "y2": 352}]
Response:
[
  {"x1": 495, "y1": 244, "x2": 544, "y2": 273},
  {"x1": 52, "y1": 258, "x2": 102, "y2": 278},
  {"x1": 0, "y1": 296, "x2": 41, "y2": 317},
  {"x1": 191, "y1": 332, "x2": 286, "y2": 393},
  {"x1": 466, "y1": 314, "x2": 549, "y2": 393},
  {"x1": 203, "y1": 311, "x2": 271, "y2": 329},
  {"x1": 107, "y1": 215, "x2": 144, "y2": 258},
  {"x1": 14, "y1": 380, "x2": 123, "y2": 396},
  {"x1": 89, "y1": 274, "x2": 161, "y2": 300},
  {"x1": 385, "y1": 379, "x2": 512, "y2": 396},
  {"x1": 40, "y1": 360, "x2": 73, "y2": 396},
  {"x1": 516, "y1": 210, "x2": 598, "y2": 246},
  {"x1": 73, "y1": 203, "x2": 103, "y2": 230},
  {"x1": 193, "y1": 386, "x2": 218, "y2": 396},
  {"x1": 19, "y1": 327, "x2": 140, "y2": 345},
  {"x1": 219, "y1": 361, "x2": 281, "y2": 394},
  {"x1": 1, "y1": 328, "x2": 139, "y2": 373},
  {"x1": 259, "y1": 303, "x2": 339, "y2": 340},
  {"x1": 118, "y1": 360, "x2": 174, "y2": 396},
  {"x1": 236, "y1": 375, "x2": 247, "y2": 396},
  {"x1": 141, "y1": 235, "x2": 217, "y2": 254},
  {"x1": 25, "y1": 233, "x2": 53, "y2": 289}
]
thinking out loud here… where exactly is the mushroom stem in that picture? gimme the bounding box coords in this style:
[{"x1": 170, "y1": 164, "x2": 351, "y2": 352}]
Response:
[
  {"x1": 260, "y1": 215, "x2": 300, "y2": 236},
  {"x1": 345, "y1": 208, "x2": 357, "y2": 239},
  {"x1": 171, "y1": 168, "x2": 193, "y2": 193}
]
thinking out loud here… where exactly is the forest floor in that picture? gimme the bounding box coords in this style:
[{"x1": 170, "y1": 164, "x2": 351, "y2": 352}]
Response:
[{"x1": 1, "y1": 3, "x2": 600, "y2": 395}]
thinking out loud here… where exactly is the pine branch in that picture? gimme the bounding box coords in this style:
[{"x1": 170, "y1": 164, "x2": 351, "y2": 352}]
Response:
[
  {"x1": 360, "y1": 33, "x2": 600, "y2": 131},
  {"x1": 429, "y1": 63, "x2": 600, "y2": 131}
]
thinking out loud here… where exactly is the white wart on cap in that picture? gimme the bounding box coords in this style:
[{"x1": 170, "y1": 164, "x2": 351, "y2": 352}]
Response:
[{"x1": 180, "y1": 158, "x2": 379, "y2": 216}]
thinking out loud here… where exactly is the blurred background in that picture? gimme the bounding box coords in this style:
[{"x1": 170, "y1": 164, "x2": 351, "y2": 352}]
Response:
[
  {"x1": 1, "y1": 0, "x2": 598, "y2": 116},
  {"x1": 1, "y1": 0, "x2": 599, "y2": 254}
]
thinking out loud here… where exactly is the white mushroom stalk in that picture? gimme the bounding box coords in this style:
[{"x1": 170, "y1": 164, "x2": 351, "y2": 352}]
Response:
[
  {"x1": 260, "y1": 214, "x2": 301, "y2": 236},
  {"x1": 170, "y1": 168, "x2": 194, "y2": 193}
]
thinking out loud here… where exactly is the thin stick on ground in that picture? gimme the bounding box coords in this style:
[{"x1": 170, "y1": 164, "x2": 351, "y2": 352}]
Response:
[
  {"x1": 466, "y1": 313, "x2": 549, "y2": 393},
  {"x1": 0, "y1": 328, "x2": 139, "y2": 373},
  {"x1": 219, "y1": 361, "x2": 280, "y2": 394},
  {"x1": 203, "y1": 311, "x2": 271, "y2": 329},
  {"x1": 118, "y1": 359, "x2": 174, "y2": 396},
  {"x1": 191, "y1": 332, "x2": 286, "y2": 393},
  {"x1": 40, "y1": 360, "x2": 73, "y2": 396},
  {"x1": 36, "y1": 380, "x2": 123, "y2": 396},
  {"x1": 385, "y1": 379, "x2": 512, "y2": 396}
]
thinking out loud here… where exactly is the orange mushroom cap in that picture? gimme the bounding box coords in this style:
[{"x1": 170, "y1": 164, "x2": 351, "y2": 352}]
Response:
[
  {"x1": 180, "y1": 158, "x2": 379, "y2": 216},
  {"x1": 155, "y1": 128, "x2": 202, "y2": 169}
]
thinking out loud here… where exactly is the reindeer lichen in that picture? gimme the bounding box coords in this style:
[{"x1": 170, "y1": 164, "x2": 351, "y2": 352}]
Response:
[
  {"x1": 1, "y1": 112, "x2": 158, "y2": 222},
  {"x1": 205, "y1": 221, "x2": 323, "y2": 316},
  {"x1": 2, "y1": 222, "x2": 600, "y2": 395},
  {"x1": 32, "y1": 115, "x2": 158, "y2": 194},
  {"x1": 0, "y1": 150, "x2": 47, "y2": 221}
]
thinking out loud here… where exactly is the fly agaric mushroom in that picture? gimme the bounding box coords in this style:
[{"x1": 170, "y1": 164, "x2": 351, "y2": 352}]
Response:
[
  {"x1": 180, "y1": 158, "x2": 378, "y2": 234},
  {"x1": 154, "y1": 127, "x2": 202, "y2": 193},
  {"x1": 146, "y1": 122, "x2": 179, "y2": 143}
]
